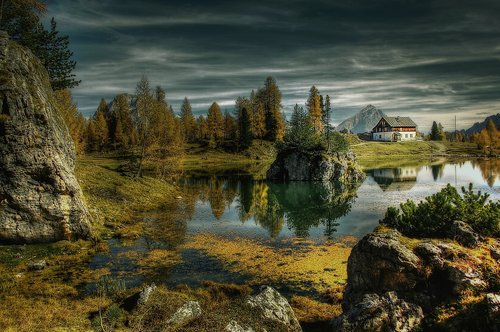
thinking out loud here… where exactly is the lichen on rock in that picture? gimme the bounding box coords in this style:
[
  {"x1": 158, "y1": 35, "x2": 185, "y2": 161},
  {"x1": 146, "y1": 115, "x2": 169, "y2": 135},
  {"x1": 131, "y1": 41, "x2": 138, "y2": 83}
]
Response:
[{"x1": 0, "y1": 31, "x2": 91, "y2": 243}]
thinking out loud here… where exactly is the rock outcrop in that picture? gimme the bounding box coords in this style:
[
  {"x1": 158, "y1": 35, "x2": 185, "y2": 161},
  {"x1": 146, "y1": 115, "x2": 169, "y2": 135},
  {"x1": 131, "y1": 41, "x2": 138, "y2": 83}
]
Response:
[
  {"x1": 266, "y1": 150, "x2": 364, "y2": 183},
  {"x1": 166, "y1": 301, "x2": 202, "y2": 329},
  {"x1": 0, "y1": 32, "x2": 91, "y2": 243},
  {"x1": 336, "y1": 228, "x2": 500, "y2": 331},
  {"x1": 331, "y1": 291, "x2": 423, "y2": 332},
  {"x1": 247, "y1": 286, "x2": 302, "y2": 332}
]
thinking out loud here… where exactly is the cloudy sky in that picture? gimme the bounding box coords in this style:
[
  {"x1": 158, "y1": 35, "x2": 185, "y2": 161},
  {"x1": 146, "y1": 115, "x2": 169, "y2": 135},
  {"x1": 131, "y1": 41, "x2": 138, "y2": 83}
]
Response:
[{"x1": 47, "y1": 0, "x2": 500, "y2": 130}]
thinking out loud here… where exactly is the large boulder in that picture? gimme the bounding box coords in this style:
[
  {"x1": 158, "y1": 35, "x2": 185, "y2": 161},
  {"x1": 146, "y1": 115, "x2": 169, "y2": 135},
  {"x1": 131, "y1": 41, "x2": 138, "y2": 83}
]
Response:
[
  {"x1": 446, "y1": 220, "x2": 480, "y2": 248},
  {"x1": 340, "y1": 228, "x2": 499, "y2": 330},
  {"x1": 331, "y1": 292, "x2": 423, "y2": 332},
  {"x1": 266, "y1": 149, "x2": 364, "y2": 183},
  {"x1": 343, "y1": 230, "x2": 422, "y2": 307},
  {"x1": 0, "y1": 31, "x2": 91, "y2": 243}
]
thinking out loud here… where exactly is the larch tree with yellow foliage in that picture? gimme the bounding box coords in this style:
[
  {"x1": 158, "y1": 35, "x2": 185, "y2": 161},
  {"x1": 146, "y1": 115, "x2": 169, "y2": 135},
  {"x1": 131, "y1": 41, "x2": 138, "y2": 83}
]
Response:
[{"x1": 306, "y1": 85, "x2": 323, "y2": 134}]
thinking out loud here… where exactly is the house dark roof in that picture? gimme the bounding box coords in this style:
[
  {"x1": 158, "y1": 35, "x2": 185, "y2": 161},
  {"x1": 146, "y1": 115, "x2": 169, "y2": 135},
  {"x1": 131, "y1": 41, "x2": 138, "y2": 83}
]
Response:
[{"x1": 377, "y1": 116, "x2": 417, "y2": 128}]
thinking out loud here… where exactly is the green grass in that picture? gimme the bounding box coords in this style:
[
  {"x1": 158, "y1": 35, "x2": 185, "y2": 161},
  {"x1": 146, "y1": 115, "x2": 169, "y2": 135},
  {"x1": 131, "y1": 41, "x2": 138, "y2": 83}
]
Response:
[{"x1": 352, "y1": 141, "x2": 484, "y2": 169}]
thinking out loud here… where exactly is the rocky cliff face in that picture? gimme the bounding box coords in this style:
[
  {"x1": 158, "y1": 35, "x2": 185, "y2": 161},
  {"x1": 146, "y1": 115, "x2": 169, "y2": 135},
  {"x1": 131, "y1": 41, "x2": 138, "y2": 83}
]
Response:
[
  {"x1": 332, "y1": 228, "x2": 500, "y2": 331},
  {"x1": 266, "y1": 150, "x2": 365, "y2": 183},
  {"x1": 0, "y1": 32, "x2": 91, "y2": 243}
]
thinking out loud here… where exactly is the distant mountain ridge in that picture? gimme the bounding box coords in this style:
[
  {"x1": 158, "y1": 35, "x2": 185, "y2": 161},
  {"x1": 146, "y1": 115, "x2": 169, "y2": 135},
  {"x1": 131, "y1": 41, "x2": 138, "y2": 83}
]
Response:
[
  {"x1": 336, "y1": 105, "x2": 386, "y2": 134},
  {"x1": 464, "y1": 113, "x2": 500, "y2": 136}
]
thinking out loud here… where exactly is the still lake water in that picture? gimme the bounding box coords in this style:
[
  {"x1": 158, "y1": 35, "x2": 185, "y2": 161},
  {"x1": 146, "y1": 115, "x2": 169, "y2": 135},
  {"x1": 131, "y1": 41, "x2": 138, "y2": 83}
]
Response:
[{"x1": 89, "y1": 159, "x2": 499, "y2": 291}]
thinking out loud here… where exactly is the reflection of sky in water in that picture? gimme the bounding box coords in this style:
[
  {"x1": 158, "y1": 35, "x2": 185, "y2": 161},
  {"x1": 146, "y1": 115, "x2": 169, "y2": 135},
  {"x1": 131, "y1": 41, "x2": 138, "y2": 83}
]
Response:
[{"x1": 184, "y1": 161, "x2": 500, "y2": 242}]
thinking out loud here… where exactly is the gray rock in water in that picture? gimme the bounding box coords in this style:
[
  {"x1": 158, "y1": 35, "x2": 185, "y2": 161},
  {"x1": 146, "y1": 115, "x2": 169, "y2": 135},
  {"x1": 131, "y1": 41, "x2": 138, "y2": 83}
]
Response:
[
  {"x1": 331, "y1": 291, "x2": 423, "y2": 332},
  {"x1": 266, "y1": 150, "x2": 364, "y2": 183},
  {"x1": 247, "y1": 286, "x2": 302, "y2": 332},
  {"x1": 0, "y1": 32, "x2": 91, "y2": 243},
  {"x1": 447, "y1": 220, "x2": 479, "y2": 248},
  {"x1": 166, "y1": 301, "x2": 202, "y2": 328},
  {"x1": 225, "y1": 320, "x2": 255, "y2": 332}
]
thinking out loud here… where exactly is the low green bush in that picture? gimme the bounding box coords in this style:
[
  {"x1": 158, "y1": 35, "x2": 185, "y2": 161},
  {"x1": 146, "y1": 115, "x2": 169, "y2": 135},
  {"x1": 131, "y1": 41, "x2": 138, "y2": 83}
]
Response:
[{"x1": 380, "y1": 184, "x2": 499, "y2": 238}]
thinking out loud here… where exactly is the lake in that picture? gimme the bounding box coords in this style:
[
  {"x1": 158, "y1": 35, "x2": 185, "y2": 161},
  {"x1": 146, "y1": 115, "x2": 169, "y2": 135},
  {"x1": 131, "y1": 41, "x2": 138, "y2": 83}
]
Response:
[{"x1": 89, "y1": 159, "x2": 499, "y2": 295}]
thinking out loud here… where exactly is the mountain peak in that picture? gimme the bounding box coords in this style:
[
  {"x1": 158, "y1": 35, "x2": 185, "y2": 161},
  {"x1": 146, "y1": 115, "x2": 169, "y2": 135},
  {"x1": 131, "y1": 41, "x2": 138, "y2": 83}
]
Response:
[{"x1": 336, "y1": 105, "x2": 386, "y2": 134}]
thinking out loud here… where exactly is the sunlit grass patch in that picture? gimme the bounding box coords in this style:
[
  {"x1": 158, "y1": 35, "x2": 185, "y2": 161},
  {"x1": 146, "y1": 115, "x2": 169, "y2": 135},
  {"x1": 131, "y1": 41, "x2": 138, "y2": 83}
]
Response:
[{"x1": 184, "y1": 233, "x2": 352, "y2": 293}]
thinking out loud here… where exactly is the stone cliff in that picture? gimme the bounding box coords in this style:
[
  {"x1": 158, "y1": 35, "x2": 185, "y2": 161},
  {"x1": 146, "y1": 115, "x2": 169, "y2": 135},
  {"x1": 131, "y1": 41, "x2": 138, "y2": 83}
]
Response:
[
  {"x1": 266, "y1": 149, "x2": 365, "y2": 183},
  {"x1": 0, "y1": 31, "x2": 91, "y2": 243}
]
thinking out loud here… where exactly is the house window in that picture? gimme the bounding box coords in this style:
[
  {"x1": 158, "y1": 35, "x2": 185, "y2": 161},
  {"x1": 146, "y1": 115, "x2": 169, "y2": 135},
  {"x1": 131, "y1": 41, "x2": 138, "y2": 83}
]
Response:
[
  {"x1": 410, "y1": 134, "x2": 413, "y2": 138},
  {"x1": 379, "y1": 134, "x2": 382, "y2": 139},
  {"x1": 405, "y1": 134, "x2": 408, "y2": 138}
]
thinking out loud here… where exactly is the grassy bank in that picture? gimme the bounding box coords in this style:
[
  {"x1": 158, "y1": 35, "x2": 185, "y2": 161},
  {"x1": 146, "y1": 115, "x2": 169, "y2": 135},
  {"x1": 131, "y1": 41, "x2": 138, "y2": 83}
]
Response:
[
  {"x1": 76, "y1": 155, "x2": 180, "y2": 237},
  {"x1": 352, "y1": 140, "x2": 487, "y2": 169}
]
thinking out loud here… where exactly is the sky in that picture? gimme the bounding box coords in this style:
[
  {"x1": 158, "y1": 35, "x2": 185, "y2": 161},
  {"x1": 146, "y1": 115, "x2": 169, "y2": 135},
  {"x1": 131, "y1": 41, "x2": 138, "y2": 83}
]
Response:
[{"x1": 47, "y1": 0, "x2": 500, "y2": 130}]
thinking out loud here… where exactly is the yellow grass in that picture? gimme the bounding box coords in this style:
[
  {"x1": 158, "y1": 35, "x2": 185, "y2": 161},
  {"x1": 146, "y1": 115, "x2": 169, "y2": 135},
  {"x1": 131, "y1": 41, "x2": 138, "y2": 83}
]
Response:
[{"x1": 184, "y1": 234, "x2": 351, "y2": 293}]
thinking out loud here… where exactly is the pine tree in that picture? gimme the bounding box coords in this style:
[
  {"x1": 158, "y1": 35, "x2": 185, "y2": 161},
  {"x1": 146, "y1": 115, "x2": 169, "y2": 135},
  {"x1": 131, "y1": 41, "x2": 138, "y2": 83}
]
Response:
[
  {"x1": 324, "y1": 95, "x2": 332, "y2": 148},
  {"x1": 114, "y1": 95, "x2": 134, "y2": 147},
  {"x1": 180, "y1": 97, "x2": 196, "y2": 142},
  {"x1": 239, "y1": 107, "x2": 252, "y2": 149},
  {"x1": 44, "y1": 18, "x2": 80, "y2": 90},
  {"x1": 207, "y1": 102, "x2": 224, "y2": 148},
  {"x1": 135, "y1": 76, "x2": 158, "y2": 176},
  {"x1": 196, "y1": 115, "x2": 208, "y2": 142},
  {"x1": 430, "y1": 121, "x2": 440, "y2": 141},
  {"x1": 306, "y1": 85, "x2": 323, "y2": 133},
  {"x1": 251, "y1": 90, "x2": 267, "y2": 139},
  {"x1": 94, "y1": 108, "x2": 109, "y2": 150},
  {"x1": 262, "y1": 77, "x2": 285, "y2": 141},
  {"x1": 224, "y1": 110, "x2": 237, "y2": 142}
]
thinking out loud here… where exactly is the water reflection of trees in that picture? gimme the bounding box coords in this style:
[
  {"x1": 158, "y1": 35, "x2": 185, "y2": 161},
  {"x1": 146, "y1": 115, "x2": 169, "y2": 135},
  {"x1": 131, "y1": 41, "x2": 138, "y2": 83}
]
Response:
[
  {"x1": 472, "y1": 159, "x2": 500, "y2": 188},
  {"x1": 431, "y1": 164, "x2": 445, "y2": 181},
  {"x1": 182, "y1": 176, "x2": 359, "y2": 239}
]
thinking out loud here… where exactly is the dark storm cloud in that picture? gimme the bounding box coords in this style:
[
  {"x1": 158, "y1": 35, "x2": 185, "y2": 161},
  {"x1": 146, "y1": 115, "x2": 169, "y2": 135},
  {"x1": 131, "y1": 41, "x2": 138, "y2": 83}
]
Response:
[{"x1": 47, "y1": 0, "x2": 500, "y2": 130}]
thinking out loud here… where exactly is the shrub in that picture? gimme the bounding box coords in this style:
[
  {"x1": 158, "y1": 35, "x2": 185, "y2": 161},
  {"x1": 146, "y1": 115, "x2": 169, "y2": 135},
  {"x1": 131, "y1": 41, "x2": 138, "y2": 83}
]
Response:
[{"x1": 380, "y1": 184, "x2": 499, "y2": 238}]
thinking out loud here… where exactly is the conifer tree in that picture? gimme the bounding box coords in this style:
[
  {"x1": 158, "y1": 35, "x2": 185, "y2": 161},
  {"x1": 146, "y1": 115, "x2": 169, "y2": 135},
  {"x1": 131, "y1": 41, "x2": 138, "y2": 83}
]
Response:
[
  {"x1": 430, "y1": 121, "x2": 440, "y2": 141},
  {"x1": 306, "y1": 85, "x2": 323, "y2": 133},
  {"x1": 239, "y1": 107, "x2": 252, "y2": 149},
  {"x1": 250, "y1": 90, "x2": 267, "y2": 139},
  {"x1": 262, "y1": 77, "x2": 285, "y2": 141},
  {"x1": 324, "y1": 95, "x2": 332, "y2": 147},
  {"x1": 224, "y1": 110, "x2": 237, "y2": 142},
  {"x1": 207, "y1": 102, "x2": 224, "y2": 148},
  {"x1": 93, "y1": 108, "x2": 109, "y2": 150},
  {"x1": 196, "y1": 115, "x2": 208, "y2": 142},
  {"x1": 53, "y1": 89, "x2": 86, "y2": 154},
  {"x1": 114, "y1": 95, "x2": 135, "y2": 146},
  {"x1": 180, "y1": 97, "x2": 196, "y2": 142},
  {"x1": 135, "y1": 76, "x2": 158, "y2": 176}
]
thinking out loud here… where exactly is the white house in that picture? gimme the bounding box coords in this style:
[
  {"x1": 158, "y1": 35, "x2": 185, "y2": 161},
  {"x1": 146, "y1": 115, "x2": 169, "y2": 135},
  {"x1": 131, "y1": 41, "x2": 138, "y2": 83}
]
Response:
[{"x1": 372, "y1": 116, "x2": 417, "y2": 142}]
